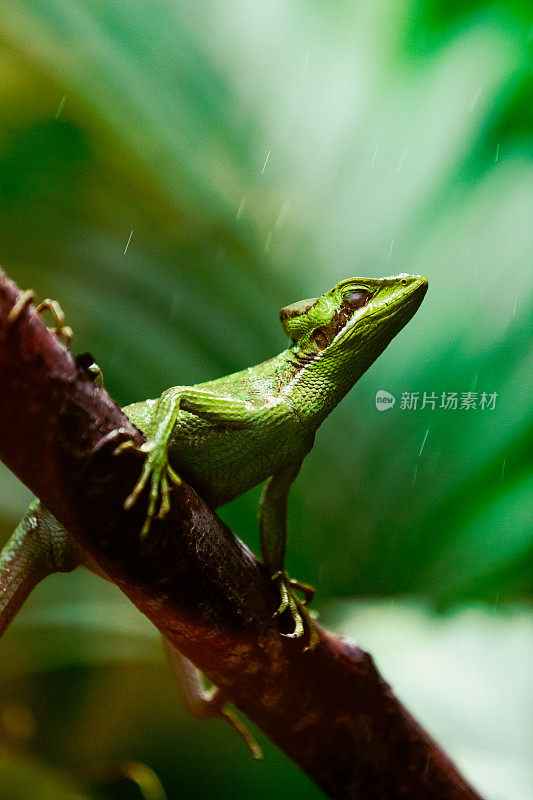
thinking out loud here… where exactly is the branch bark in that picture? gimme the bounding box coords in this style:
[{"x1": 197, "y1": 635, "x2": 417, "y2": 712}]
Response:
[{"x1": 0, "y1": 267, "x2": 484, "y2": 800}]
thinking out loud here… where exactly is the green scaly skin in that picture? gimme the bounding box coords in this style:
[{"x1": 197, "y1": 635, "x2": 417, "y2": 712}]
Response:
[
  {"x1": 0, "y1": 273, "x2": 427, "y2": 648},
  {"x1": 113, "y1": 272, "x2": 428, "y2": 643}
]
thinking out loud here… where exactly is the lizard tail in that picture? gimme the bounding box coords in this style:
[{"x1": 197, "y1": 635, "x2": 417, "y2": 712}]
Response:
[{"x1": 0, "y1": 500, "x2": 82, "y2": 638}]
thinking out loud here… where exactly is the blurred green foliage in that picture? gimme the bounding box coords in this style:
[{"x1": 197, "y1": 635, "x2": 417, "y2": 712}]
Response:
[{"x1": 0, "y1": 0, "x2": 531, "y2": 797}]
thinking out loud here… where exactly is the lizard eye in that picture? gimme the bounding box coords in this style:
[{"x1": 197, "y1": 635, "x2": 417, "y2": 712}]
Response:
[
  {"x1": 342, "y1": 290, "x2": 370, "y2": 310},
  {"x1": 312, "y1": 328, "x2": 329, "y2": 350}
]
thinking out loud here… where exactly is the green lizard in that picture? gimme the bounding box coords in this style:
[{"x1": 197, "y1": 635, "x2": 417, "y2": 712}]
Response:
[{"x1": 0, "y1": 272, "x2": 427, "y2": 752}]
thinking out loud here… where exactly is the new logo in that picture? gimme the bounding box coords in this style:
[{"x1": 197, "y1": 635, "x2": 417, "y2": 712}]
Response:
[{"x1": 375, "y1": 390, "x2": 396, "y2": 411}]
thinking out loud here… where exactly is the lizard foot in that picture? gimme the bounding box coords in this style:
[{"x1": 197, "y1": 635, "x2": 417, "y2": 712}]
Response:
[
  {"x1": 8, "y1": 291, "x2": 73, "y2": 344},
  {"x1": 271, "y1": 571, "x2": 319, "y2": 651},
  {"x1": 35, "y1": 297, "x2": 73, "y2": 344},
  {"x1": 114, "y1": 439, "x2": 182, "y2": 537}
]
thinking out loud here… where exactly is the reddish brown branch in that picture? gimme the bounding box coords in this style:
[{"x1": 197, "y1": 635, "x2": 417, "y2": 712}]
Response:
[{"x1": 0, "y1": 267, "x2": 484, "y2": 800}]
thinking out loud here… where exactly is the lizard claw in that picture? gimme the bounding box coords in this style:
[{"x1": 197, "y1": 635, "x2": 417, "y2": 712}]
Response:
[
  {"x1": 271, "y1": 570, "x2": 290, "y2": 616},
  {"x1": 166, "y1": 464, "x2": 182, "y2": 484},
  {"x1": 7, "y1": 289, "x2": 35, "y2": 325},
  {"x1": 285, "y1": 575, "x2": 315, "y2": 606},
  {"x1": 118, "y1": 440, "x2": 182, "y2": 537},
  {"x1": 8, "y1": 292, "x2": 73, "y2": 345},
  {"x1": 113, "y1": 439, "x2": 141, "y2": 457},
  {"x1": 271, "y1": 571, "x2": 319, "y2": 650},
  {"x1": 35, "y1": 298, "x2": 73, "y2": 344}
]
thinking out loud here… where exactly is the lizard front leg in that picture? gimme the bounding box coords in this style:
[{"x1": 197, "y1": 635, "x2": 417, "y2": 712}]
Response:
[
  {"x1": 118, "y1": 388, "x2": 185, "y2": 536},
  {"x1": 120, "y1": 388, "x2": 257, "y2": 537},
  {"x1": 259, "y1": 460, "x2": 318, "y2": 649}
]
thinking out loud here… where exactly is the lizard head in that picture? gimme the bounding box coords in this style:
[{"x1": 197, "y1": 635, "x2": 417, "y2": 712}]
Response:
[{"x1": 280, "y1": 273, "x2": 428, "y2": 373}]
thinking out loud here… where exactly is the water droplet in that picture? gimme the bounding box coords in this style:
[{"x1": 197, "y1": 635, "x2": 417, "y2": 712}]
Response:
[{"x1": 124, "y1": 230, "x2": 133, "y2": 255}]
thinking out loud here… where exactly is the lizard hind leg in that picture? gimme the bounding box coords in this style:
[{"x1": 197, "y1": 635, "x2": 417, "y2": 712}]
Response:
[
  {"x1": 0, "y1": 500, "x2": 82, "y2": 639},
  {"x1": 162, "y1": 638, "x2": 262, "y2": 760},
  {"x1": 259, "y1": 460, "x2": 319, "y2": 650}
]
